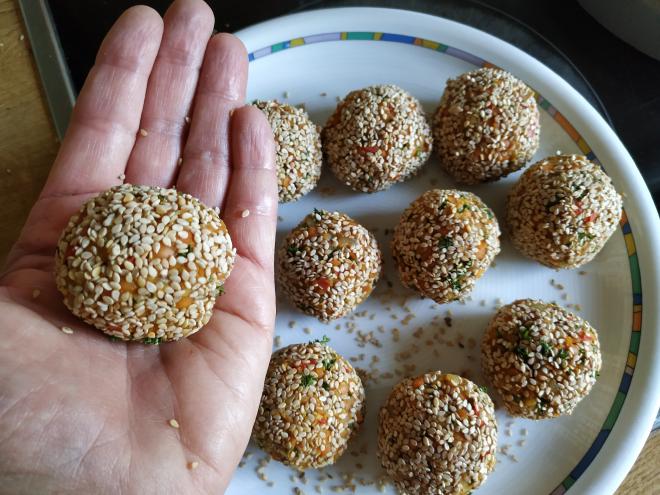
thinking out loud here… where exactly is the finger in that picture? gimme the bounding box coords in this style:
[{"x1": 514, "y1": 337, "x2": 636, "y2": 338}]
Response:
[
  {"x1": 176, "y1": 33, "x2": 248, "y2": 208},
  {"x1": 124, "y1": 0, "x2": 214, "y2": 187},
  {"x1": 41, "y1": 6, "x2": 163, "y2": 199},
  {"x1": 223, "y1": 105, "x2": 277, "y2": 272}
]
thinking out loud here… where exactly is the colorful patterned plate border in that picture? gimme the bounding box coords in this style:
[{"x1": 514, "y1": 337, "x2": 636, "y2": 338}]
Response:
[{"x1": 247, "y1": 32, "x2": 643, "y2": 494}]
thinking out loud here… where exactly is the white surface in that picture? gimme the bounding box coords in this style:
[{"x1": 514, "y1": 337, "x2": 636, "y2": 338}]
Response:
[{"x1": 228, "y1": 8, "x2": 660, "y2": 495}]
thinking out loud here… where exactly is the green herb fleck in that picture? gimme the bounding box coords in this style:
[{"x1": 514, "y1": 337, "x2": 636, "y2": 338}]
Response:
[
  {"x1": 287, "y1": 245, "x2": 300, "y2": 256},
  {"x1": 478, "y1": 386, "x2": 488, "y2": 393},
  {"x1": 540, "y1": 341, "x2": 552, "y2": 356},
  {"x1": 439, "y1": 200, "x2": 448, "y2": 210},
  {"x1": 143, "y1": 337, "x2": 162, "y2": 345},
  {"x1": 482, "y1": 207, "x2": 494, "y2": 219},
  {"x1": 215, "y1": 285, "x2": 225, "y2": 297},
  {"x1": 301, "y1": 374, "x2": 316, "y2": 387},
  {"x1": 457, "y1": 203, "x2": 471, "y2": 213},
  {"x1": 519, "y1": 326, "x2": 531, "y2": 341},
  {"x1": 312, "y1": 335, "x2": 330, "y2": 345},
  {"x1": 313, "y1": 208, "x2": 324, "y2": 219},
  {"x1": 515, "y1": 346, "x2": 528, "y2": 360},
  {"x1": 451, "y1": 279, "x2": 462, "y2": 291},
  {"x1": 438, "y1": 236, "x2": 453, "y2": 249},
  {"x1": 322, "y1": 358, "x2": 336, "y2": 370},
  {"x1": 558, "y1": 349, "x2": 569, "y2": 360},
  {"x1": 178, "y1": 246, "x2": 192, "y2": 257},
  {"x1": 321, "y1": 382, "x2": 331, "y2": 392},
  {"x1": 108, "y1": 335, "x2": 121, "y2": 342},
  {"x1": 578, "y1": 232, "x2": 595, "y2": 242}
]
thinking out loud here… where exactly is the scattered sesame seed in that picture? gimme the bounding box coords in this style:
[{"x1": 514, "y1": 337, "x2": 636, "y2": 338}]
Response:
[
  {"x1": 241, "y1": 209, "x2": 250, "y2": 218},
  {"x1": 19, "y1": 34, "x2": 25, "y2": 41},
  {"x1": 168, "y1": 419, "x2": 180, "y2": 429},
  {"x1": 60, "y1": 326, "x2": 74, "y2": 334},
  {"x1": 139, "y1": 128, "x2": 148, "y2": 137},
  {"x1": 188, "y1": 461, "x2": 199, "y2": 470},
  {"x1": 185, "y1": 116, "x2": 191, "y2": 124}
]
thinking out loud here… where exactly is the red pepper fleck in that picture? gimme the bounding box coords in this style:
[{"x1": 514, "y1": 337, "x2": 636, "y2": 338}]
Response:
[
  {"x1": 357, "y1": 146, "x2": 379, "y2": 154},
  {"x1": 579, "y1": 330, "x2": 594, "y2": 342},
  {"x1": 585, "y1": 212, "x2": 598, "y2": 223},
  {"x1": 315, "y1": 277, "x2": 331, "y2": 292}
]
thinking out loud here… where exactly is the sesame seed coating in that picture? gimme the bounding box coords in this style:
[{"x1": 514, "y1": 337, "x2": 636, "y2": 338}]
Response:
[
  {"x1": 253, "y1": 342, "x2": 365, "y2": 469},
  {"x1": 322, "y1": 85, "x2": 432, "y2": 193},
  {"x1": 481, "y1": 299, "x2": 602, "y2": 419},
  {"x1": 392, "y1": 189, "x2": 500, "y2": 304},
  {"x1": 506, "y1": 154, "x2": 623, "y2": 269},
  {"x1": 254, "y1": 100, "x2": 322, "y2": 203},
  {"x1": 278, "y1": 210, "x2": 382, "y2": 321},
  {"x1": 433, "y1": 67, "x2": 539, "y2": 184},
  {"x1": 54, "y1": 184, "x2": 235, "y2": 342},
  {"x1": 378, "y1": 372, "x2": 497, "y2": 495}
]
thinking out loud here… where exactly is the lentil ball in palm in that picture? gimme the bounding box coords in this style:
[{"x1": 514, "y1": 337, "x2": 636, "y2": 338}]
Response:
[
  {"x1": 253, "y1": 99, "x2": 322, "y2": 203},
  {"x1": 253, "y1": 341, "x2": 365, "y2": 469},
  {"x1": 278, "y1": 210, "x2": 382, "y2": 321},
  {"x1": 378, "y1": 372, "x2": 498, "y2": 495},
  {"x1": 54, "y1": 184, "x2": 235, "y2": 342},
  {"x1": 392, "y1": 189, "x2": 500, "y2": 304},
  {"x1": 322, "y1": 84, "x2": 432, "y2": 193},
  {"x1": 433, "y1": 67, "x2": 540, "y2": 184},
  {"x1": 481, "y1": 299, "x2": 602, "y2": 419},
  {"x1": 506, "y1": 154, "x2": 623, "y2": 269}
]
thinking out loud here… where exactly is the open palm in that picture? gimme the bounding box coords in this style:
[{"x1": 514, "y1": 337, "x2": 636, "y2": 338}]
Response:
[{"x1": 0, "y1": 1, "x2": 276, "y2": 493}]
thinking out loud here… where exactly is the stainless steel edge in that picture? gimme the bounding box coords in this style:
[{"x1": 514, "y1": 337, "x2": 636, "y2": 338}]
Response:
[{"x1": 17, "y1": 0, "x2": 76, "y2": 140}]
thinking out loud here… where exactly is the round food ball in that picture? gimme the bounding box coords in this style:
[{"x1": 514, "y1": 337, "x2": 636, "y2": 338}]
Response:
[
  {"x1": 392, "y1": 189, "x2": 500, "y2": 304},
  {"x1": 54, "y1": 184, "x2": 235, "y2": 342},
  {"x1": 253, "y1": 340, "x2": 365, "y2": 469},
  {"x1": 322, "y1": 84, "x2": 432, "y2": 193},
  {"x1": 506, "y1": 154, "x2": 623, "y2": 269},
  {"x1": 253, "y1": 99, "x2": 322, "y2": 202},
  {"x1": 278, "y1": 209, "x2": 382, "y2": 321},
  {"x1": 378, "y1": 372, "x2": 497, "y2": 495},
  {"x1": 433, "y1": 67, "x2": 540, "y2": 184},
  {"x1": 481, "y1": 299, "x2": 602, "y2": 419}
]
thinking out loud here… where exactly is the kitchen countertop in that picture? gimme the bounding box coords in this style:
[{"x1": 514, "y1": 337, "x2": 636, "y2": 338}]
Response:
[{"x1": 0, "y1": 0, "x2": 657, "y2": 492}]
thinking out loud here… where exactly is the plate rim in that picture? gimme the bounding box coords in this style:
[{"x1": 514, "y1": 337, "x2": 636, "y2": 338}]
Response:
[{"x1": 234, "y1": 8, "x2": 660, "y2": 494}]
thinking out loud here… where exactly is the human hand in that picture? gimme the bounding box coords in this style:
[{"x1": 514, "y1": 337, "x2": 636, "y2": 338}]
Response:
[{"x1": 0, "y1": 1, "x2": 276, "y2": 493}]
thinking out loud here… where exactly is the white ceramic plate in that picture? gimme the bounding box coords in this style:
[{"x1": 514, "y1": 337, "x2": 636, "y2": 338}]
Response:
[{"x1": 228, "y1": 8, "x2": 660, "y2": 495}]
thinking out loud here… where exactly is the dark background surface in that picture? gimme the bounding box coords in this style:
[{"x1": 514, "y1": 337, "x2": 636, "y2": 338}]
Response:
[{"x1": 47, "y1": 0, "x2": 660, "y2": 207}]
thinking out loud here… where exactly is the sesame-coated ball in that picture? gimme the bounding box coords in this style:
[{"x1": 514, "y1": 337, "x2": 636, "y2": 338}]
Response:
[
  {"x1": 506, "y1": 154, "x2": 623, "y2": 269},
  {"x1": 481, "y1": 299, "x2": 602, "y2": 419},
  {"x1": 322, "y1": 84, "x2": 432, "y2": 193},
  {"x1": 392, "y1": 189, "x2": 500, "y2": 304},
  {"x1": 54, "y1": 184, "x2": 235, "y2": 342},
  {"x1": 433, "y1": 67, "x2": 540, "y2": 184},
  {"x1": 278, "y1": 210, "x2": 382, "y2": 321},
  {"x1": 253, "y1": 341, "x2": 365, "y2": 469},
  {"x1": 253, "y1": 99, "x2": 322, "y2": 203},
  {"x1": 378, "y1": 372, "x2": 497, "y2": 495}
]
